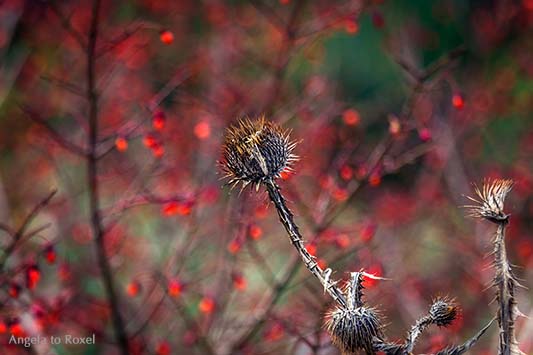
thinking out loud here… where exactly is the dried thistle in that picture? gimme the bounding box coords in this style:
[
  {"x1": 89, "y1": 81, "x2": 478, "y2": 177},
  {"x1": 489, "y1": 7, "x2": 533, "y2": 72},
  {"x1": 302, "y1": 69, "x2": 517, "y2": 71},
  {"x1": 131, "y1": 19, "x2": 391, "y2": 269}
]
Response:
[
  {"x1": 221, "y1": 116, "x2": 347, "y2": 309},
  {"x1": 429, "y1": 297, "x2": 458, "y2": 327},
  {"x1": 405, "y1": 297, "x2": 458, "y2": 353},
  {"x1": 325, "y1": 306, "x2": 382, "y2": 355},
  {"x1": 221, "y1": 116, "x2": 297, "y2": 189},
  {"x1": 325, "y1": 272, "x2": 383, "y2": 355},
  {"x1": 464, "y1": 179, "x2": 513, "y2": 223},
  {"x1": 466, "y1": 179, "x2": 522, "y2": 355}
]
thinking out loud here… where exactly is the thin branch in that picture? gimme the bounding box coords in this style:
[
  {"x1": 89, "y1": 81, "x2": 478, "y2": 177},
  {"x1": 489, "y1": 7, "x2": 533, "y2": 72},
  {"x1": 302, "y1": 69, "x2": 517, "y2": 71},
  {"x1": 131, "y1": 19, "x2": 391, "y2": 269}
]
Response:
[
  {"x1": 0, "y1": 189, "x2": 57, "y2": 272},
  {"x1": 84, "y1": 0, "x2": 129, "y2": 353},
  {"x1": 20, "y1": 105, "x2": 87, "y2": 157}
]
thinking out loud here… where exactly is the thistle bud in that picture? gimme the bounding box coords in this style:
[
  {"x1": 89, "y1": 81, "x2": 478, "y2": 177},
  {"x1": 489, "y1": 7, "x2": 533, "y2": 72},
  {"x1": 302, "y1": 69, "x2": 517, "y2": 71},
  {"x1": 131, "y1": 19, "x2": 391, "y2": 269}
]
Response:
[
  {"x1": 221, "y1": 116, "x2": 297, "y2": 187},
  {"x1": 465, "y1": 179, "x2": 513, "y2": 223},
  {"x1": 324, "y1": 305, "x2": 382, "y2": 354},
  {"x1": 429, "y1": 298, "x2": 458, "y2": 327}
]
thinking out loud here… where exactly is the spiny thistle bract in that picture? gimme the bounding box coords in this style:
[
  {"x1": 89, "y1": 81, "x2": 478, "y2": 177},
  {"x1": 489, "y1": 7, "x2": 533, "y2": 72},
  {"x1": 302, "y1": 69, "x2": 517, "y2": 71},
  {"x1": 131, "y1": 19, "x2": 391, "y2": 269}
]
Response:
[
  {"x1": 429, "y1": 298, "x2": 458, "y2": 327},
  {"x1": 324, "y1": 272, "x2": 382, "y2": 355},
  {"x1": 325, "y1": 306, "x2": 382, "y2": 355},
  {"x1": 221, "y1": 116, "x2": 297, "y2": 188},
  {"x1": 465, "y1": 179, "x2": 513, "y2": 223}
]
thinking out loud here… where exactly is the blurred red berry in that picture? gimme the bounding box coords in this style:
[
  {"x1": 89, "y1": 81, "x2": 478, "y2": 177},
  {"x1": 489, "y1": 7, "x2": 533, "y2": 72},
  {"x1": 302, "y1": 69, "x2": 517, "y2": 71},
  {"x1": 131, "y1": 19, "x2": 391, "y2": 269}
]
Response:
[
  {"x1": 159, "y1": 30, "x2": 174, "y2": 45},
  {"x1": 452, "y1": 93, "x2": 465, "y2": 110},
  {"x1": 248, "y1": 224, "x2": 262, "y2": 240},
  {"x1": 44, "y1": 244, "x2": 56, "y2": 264},
  {"x1": 151, "y1": 143, "x2": 165, "y2": 158},
  {"x1": 168, "y1": 279, "x2": 183, "y2": 297},
  {"x1": 418, "y1": 127, "x2": 432, "y2": 141},
  {"x1": 26, "y1": 264, "x2": 40, "y2": 289},
  {"x1": 126, "y1": 281, "x2": 141, "y2": 297},
  {"x1": 153, "y1": 111, "x2": 166, "y2": 130},
  {"x1": 156, "y1": 341, "x2": 171, "y2": 355},
  {"x1": 194, "y1": 121, "x2": 211, "y2": 139},
  {"x1": 264, "y1": 322, "x2": 284, "y2": 341},
  {"x1": 368, "y1": 172, "x2": 381, "y2": 187},
  {"x1": 227, "y1": 239, "x2": 242, "y2": 254},
  {"x1": 317, "y1": 258, "x2": 327, "y2": 269},
  {"x1": 9, "y1": 322, "x2": 24, "y2": 337},
  {"x1": 198, "y1": 296, "x2": 215, "y2": 314},
  {"x1": 162, "y1": 201, "x2": 179, "y2": 216},
  {"x1": 0, "y1": 321, "x2": 6, "y2": 334},
  {"x1": 115, "y1": 136, "x2": 128, "y2": 152},
  {"x1": 342, "y1": 108, "x2": 360, "y2": 126},
  {"x1": 306, "y1": 243, "x2": 317, "y2": 256},
  {"x1": 143, "y1": 133, "x2": 157, "y2": 148},
  {"x1": 340, "y1": 165, "x2": 353, "y2": 181},
  {"x1": 332, "y1": 187, "x2": 349, "y2": 201},
  {"x1": 344, "y1": 19, "x2": 359, "y2": 34},
  {"x1": 232, "y1": 272, "x2": 247, "y2": 291},
  {"x1": 8, "y1": 283, "x2": 20, "y2": 298}
]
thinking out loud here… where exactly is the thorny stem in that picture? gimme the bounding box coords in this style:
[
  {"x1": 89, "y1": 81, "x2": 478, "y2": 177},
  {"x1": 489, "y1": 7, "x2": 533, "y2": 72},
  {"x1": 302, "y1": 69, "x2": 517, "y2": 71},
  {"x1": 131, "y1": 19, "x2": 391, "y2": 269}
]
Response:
[
  {"x1": 494, "y1": 221, "x2": 518, "y2": 355},
  {"x1": 85, "y1": 0, "x2": 129, "y2": 354},
  {"x1": 264, "y1": 179, "x2": 347, "y2": 307},
  {"x1": 405, "y1": 315, "x2": 432, "y2": 353}
]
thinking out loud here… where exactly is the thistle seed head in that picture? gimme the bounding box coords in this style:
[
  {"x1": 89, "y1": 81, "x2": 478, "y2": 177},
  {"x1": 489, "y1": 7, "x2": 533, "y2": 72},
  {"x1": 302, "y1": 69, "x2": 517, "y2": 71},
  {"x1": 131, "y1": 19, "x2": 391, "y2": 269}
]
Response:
[
  {"x1": 324, "y1": 305, "x2": 382, "y2": 355},
  {"x1": 429, "y1": 297, "x2": 458, "y2": 327},
  {"x1": 464, "y1": 179, "x2": 513, "y2": 223},
  {"x1": 221, "y1": 116, "x2": 297, "y2": 187}
]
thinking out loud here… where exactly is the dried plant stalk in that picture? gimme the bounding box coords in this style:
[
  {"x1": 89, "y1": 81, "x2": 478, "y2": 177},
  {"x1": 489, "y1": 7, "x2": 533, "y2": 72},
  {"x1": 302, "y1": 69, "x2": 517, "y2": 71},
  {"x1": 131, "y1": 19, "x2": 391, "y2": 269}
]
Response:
[
  {"x1": 222, "y1": 118, "x2": 508, "y2": 355},
  {"x1": 264, "y1": 179, "x2": 348, "y2": 306},
  {"x1": 466, "y1": 179, "x2": 522, "y2": 355}
]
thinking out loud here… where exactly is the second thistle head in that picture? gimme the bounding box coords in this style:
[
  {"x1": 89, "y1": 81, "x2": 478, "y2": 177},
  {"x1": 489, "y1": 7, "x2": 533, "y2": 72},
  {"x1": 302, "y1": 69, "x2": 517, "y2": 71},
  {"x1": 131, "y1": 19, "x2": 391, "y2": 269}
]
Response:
[{"x1": 221, "y1": 116, "x2": 297, "y2": 188}]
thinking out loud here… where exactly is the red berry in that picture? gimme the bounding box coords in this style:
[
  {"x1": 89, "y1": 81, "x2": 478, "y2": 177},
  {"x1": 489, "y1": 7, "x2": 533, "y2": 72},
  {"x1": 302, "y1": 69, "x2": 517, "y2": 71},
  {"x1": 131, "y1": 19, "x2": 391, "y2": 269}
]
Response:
[
  {"x1": 26, "y1": 264, "x2": 40, "y2": 289},
  {"x1": 115, "y1": 137, "x2": 128, "y2": 152},
  {"x1": 194, "y1": 121, "x2": 211, "y2": 139},
  {"x1": 248, "y1": 224, "x2": 262, "y2": 240},
  {"x1": 198, "y1": 296, "x2": 215, "y2": 314},
  {"x1": 342, "y1": 109, "x2": 360, "y2": 126},
  {"x1": 152, "y1": 111, "x2": 166, "y2": 130},
  {"x1": 44, "y1": 244, "x2": 56, "y2": 264},
  {"x1": 159, "y1": 30, "x2": 174, "y2": 45},
  {"x1": 452, "y1": 93, "x2": 465, "y2": 110},
  {"x1": 168, "y1": 279, "x2": 182, "y2": 297}
]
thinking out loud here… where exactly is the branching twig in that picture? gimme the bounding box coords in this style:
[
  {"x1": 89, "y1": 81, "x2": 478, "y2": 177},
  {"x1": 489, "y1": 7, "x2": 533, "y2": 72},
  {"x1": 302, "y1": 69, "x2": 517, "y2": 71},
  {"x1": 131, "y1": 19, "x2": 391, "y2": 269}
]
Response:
[
  {"x1": 84, "y1": 0, "x2": 129, "y2": 353},
  {"x1": 0, "y1": 189, "x2": 57, "y2": 272}
]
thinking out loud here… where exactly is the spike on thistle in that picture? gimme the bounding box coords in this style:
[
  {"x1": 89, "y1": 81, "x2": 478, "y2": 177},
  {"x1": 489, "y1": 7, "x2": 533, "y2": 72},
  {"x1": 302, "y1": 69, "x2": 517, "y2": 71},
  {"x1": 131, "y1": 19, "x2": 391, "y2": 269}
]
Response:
[
  {"x1": 464, "y1": 179, "x2": 513, "y2": 223},
  {"x1": 220, "y1": 116, "x2": 297, "y2": 189}
]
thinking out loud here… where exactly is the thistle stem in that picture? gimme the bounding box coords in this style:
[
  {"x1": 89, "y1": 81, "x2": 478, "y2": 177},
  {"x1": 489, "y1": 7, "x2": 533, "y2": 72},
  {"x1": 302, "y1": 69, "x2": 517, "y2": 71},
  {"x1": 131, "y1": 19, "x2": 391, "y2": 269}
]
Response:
[
  {"x1": 264, "y1": 179, "x2": 347, "y2": 307},
  {"x1": 405, "y1": 316, "x2": 432, "y2": 353},
  {"x1": 494, "y1": 222, "x2": 517, "y2": 355}
]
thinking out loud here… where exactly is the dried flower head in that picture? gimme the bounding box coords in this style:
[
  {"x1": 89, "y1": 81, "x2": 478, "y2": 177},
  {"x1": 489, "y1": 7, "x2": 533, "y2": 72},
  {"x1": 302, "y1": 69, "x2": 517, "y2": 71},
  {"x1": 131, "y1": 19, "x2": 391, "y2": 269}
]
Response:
[
  {"x1": 465, "y1": 179, "x2": 513, "y2": 223},
  {"x1": 221, "y1": 116, "x2": 297, "y2": 188},
  {"x1": 325, "y1": 305, "x2": 382, "y2": 355},
  {"x1": 429, "y1": 297, "x2": 458, "y2": 327}
]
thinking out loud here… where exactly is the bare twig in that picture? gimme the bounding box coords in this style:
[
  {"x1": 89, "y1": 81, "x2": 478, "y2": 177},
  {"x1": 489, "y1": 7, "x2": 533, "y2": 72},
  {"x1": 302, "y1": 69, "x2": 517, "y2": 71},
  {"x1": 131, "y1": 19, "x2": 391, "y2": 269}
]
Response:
[
  {"x1": 84, "y1": 0, "x2": 129, "y2": 353},
  {"x1": 0, "y1": 189, "x2": 57, "y2": 272},
  {"x1": 20, "y1": 105, "x2": 87, "y2": 157}
]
